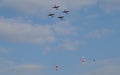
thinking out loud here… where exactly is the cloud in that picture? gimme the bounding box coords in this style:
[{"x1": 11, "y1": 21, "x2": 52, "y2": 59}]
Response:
[
  {"x1": 53, "y1": 21, "x2": 79, "y2": 36},
  {"x1": 0, "y1": 59, "x2": 43, "y2": 75},
  {"x1": 0, "y1": 0, "x2": 98, "y2": 16},
  {"x1": 42, "y1": 21, "x2": 83, "y2": 52},
  {"x1": 0, "y1": 0, "x2": 119, "y2": 17},
  {"x1": 0, "y1": 62, "x2": 44, "y2": 75},
  {"x1": 0, "y1": 17, "x2": 83, "y2": 51},
  {"x1": 0, "y1": 48, "x2": 10, "y2": 53},
  {"x1": 0, "y1": 18, "x2": 78, "y2": 43},
  {"x1": 95, "y1": 65, "x2": 120, "y2": 75},
  {"x1": 12, "y1": 64, "x2": 43, "y2": 72},
  {"x1": 0, "y1": 17, "x2": 55, "y2": 44},
  {"x1": 85, "y1": 28, "x2": 112, "y2": 39},
  {"x1": 43, "y1": 39, "x2": 85, "y2": 53},
  {"x1": 99, "y1": 0, "x2": 120, "y2": 13},
  {"x1": 0, "y1": 0, "x2": 53, "y2": 15},
  {"x1": 83, "y1": 63, "x2": 120, "y2": 75},
  {"x1": 77, "y1": 58, "x2": 120, "y2": 75},
  {"x1": 0, "y1": 59, "x2": 44, "y2": 75},
  {"x1": 63, "y1": 0, "x2": 98, "y2": 9},
  {"x1": 59, "y1": 39, "x2": 85, "y2": 51}
]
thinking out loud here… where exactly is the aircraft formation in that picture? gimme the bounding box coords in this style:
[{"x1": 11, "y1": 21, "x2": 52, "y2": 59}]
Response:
[{"x1": 48, "y1": 5, "x2": 70, "y2": 20}]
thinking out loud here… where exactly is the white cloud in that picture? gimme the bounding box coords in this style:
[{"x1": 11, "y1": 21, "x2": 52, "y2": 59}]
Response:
[
  {"x1": 54, "y1": 21, "x2": 79, "y2": 36},
  {"x1": 0, "y1": 59, "x2": 43, "y2": 75},
  {"x1": 0, "y1": 17, "x2": 55, "y2": 44},
  {"x1": 0, "y1": 17, "x2": 83, "y2": 51},
  {"x1": 0, "y1": 59, "x2": 44, "y2": 75},
  {"x1": 83, "y1": 64, "x2": 120, "y2": 75},
  {"x1": 12, "y1": 64, "x2": 43, "y2": 72},
  {"x1": 0, "y1": 18, "x2": 79, "y2": 43},
  {"x1": 0, "y1": 62, "x2": 44, "y2": 75},
  {"x1": 43, "y1": 39, "x2": 85, "y2": 53},
  {"x1": 85, "y1": 28, "x2": 112, "y2": 39},
  {"x1": 76, "y1": 58, "x2": 120, "y2": 75},
  {"x1": 59, "y1": 40, "x2": 85, "y2": 51}
]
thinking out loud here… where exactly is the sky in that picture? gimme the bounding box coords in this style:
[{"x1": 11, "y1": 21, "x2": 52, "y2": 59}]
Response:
[{"x1": 0, "y1": 0, "x2": 120, "y2": 75}]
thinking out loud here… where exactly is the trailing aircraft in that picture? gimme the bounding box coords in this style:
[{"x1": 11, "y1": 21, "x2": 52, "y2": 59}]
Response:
[
  {"x1": 48, "y1": 13, "x2": 55, "y2": 17},
  {"x1": 63, "y1": 10, "x2": 69, "y2": 14},
  {"x1": 58, "y1": 15, "x2": 64, "y2": 20}
]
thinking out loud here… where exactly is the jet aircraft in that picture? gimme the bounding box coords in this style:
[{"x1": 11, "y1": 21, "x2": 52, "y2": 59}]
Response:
[
  {"x1": 52, "y1": 5, "x2": 60, "y2": 10},
  {"x1": 58, "y1": 15, "x2": 64, "y2": 20},
  {"x1": 48, "y1": 13, "x2": 55, "y2": 17},
  {"x1": 63, "y1": 10, "x2": 69, "y2": 14}
]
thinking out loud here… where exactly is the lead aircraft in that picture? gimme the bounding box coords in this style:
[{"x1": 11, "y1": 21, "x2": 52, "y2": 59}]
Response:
[{"x1": 52, "y1": 5, "x2": 60, "y2": 10}]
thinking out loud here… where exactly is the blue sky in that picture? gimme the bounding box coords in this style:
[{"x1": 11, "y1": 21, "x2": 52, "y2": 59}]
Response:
[{"x1": 0, "y1": 0, "x2": 120, "y2": 75}]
